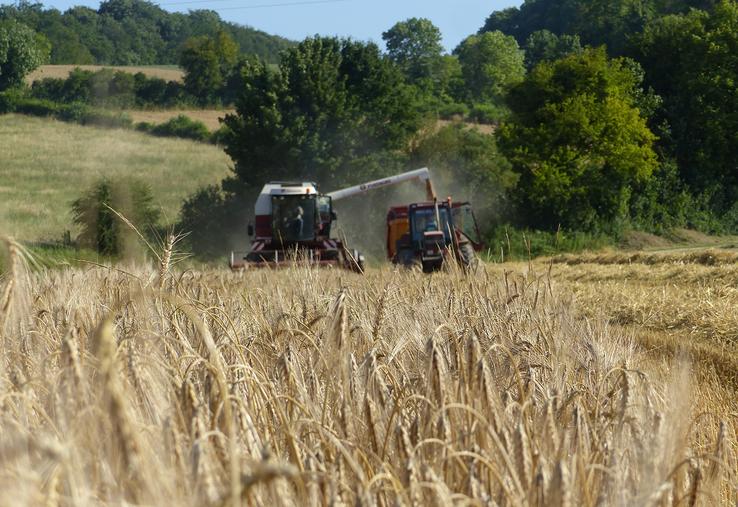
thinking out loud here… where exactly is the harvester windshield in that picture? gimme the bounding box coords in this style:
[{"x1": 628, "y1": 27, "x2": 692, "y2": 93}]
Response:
[{"x1": 272, "y1": 195, "x2": 317, "y2": 242}]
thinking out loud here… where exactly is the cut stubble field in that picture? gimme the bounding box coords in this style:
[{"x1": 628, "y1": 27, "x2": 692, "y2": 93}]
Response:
[
  {"x1": 0, "y1": 239, "x2": 736, "y2": 505},
  {"x1": 0, "y1": 114, "x2": 231, "y2": 241}
]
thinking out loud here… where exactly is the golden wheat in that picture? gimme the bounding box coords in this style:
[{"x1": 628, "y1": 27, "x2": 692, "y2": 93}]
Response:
[{"x1": 0, "y1": 247, "x2": 735, "y2": 505}]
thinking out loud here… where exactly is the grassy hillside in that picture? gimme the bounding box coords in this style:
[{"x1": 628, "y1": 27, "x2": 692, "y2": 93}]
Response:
[{"x1": 0, "y1": 114, "x2": 231, "y2": 241}]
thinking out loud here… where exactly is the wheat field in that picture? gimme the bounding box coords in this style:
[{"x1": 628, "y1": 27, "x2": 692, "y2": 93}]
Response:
[{"x1": 0, "y1": 237, "x2": 735, "y2": 506}]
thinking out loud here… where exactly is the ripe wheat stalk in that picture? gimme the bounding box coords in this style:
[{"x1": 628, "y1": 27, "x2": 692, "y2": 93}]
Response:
[{"x1": 0, "y1": 243, "x2": 735, "y2": 505}]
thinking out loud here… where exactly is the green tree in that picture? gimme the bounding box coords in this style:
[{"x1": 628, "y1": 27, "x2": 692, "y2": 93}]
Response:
[
  {"x1": 635, "y1": 1, "x2": 738, "y2": 212},
  {"x1": 499, "y1": 48, "x2": 658, "y2": 230},
  {"x1": 221, "y1": 36, "x2": 420, "y2": 190},
  {"x1": 382, "y1": 17, "x2": 444, "y2": 84},
  {"x1": 180, "y1": 30, "x2": 238, "y2": 104},
  {"x1": 478, "y1": 0, "x2": 717, "y2": 55},
  {"x1": 524, "y1": 30, "x2": 583, "y2": 69},
  {"x1": 0, "y1": 20, "x2": 48, "y2": 90},
  {"x1": 456, "y1": 31, "x2": 526, "y2": 104}
]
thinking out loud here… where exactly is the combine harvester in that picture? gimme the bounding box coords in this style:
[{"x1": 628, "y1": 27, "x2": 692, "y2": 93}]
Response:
[{"x1": 229, "y1": 168, "x2": 482, "y2": 273}]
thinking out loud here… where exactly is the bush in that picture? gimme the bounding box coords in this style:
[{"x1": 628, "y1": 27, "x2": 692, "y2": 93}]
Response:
[
  {"x1": 55, "y1": 102, "x2": 89, "y2": 123},
  {"x1": 468, "y1": 103, "x2": 506, "y2": 124},
  {"x1": 438, "y1": 102, "x2": 470, "y2": 119},
  {"x1": 29, "y1": 68, "x2": 194, "y2": 108},
  {"x1": 150, "y1": 115, "x2": 210, "y2": 142},
  {"x1": 0, "y1": 87, "x2": 26, "y2": 113},
  {"x1": 72, "y1": 178, "x2": 161, "y2": 257},
  {"x1": 14, "y1": 97, "x2": 59, "y2": 117}
]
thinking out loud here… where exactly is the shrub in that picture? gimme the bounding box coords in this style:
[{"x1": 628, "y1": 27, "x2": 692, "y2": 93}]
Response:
[
  {"x1": 437, "y1": 102, "x2": 470, "y2": 119},
  {"x1": 55, "y1": 102, "x2": 89, "y2": 123},
  {"x1": 468, "y1": 103, "x2": 505, "y2": 124},
  {"x1": 150, "y1": 114, "x2": 210, "y2": 141},
  {"x1": 14, "y1": 97, "x2": 59, "y2": 117},
  {"x1": 0, "y1": 87, "x2": 25, "y2": 113},
  {"x1": 72, "y1": 178, "x2": 161, "y2": 257}
]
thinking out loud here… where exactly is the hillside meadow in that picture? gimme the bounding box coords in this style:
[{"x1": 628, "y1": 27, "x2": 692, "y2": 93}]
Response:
[{"x1": 0, "y1": 115, "x2": 231, "y2": 242}]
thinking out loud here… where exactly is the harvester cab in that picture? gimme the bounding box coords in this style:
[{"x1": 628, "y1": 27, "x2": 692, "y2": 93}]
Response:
[{"x1": 230, "y1": 182, "x2": 364, "y2": 272}]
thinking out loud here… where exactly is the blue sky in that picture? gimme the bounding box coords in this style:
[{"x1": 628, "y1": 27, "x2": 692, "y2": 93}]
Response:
[{"x1": 30, "y1": 0, "x2": 521, "y2": 52}]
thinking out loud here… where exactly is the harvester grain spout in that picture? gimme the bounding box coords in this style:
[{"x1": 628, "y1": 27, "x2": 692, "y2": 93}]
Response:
[{"x1": 327, "y1": 167, "x2": 436, "y2": 202}]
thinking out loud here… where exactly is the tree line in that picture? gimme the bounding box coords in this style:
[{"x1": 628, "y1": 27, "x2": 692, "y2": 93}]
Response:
[{"x1": 0, "y1": 0, "x2": 291, "y2": 65}]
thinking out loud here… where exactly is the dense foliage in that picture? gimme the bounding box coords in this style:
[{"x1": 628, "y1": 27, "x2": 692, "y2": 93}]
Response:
[
  {"x1": 480, "y1": 0, "x2": 719, "y2": 54},
  {"x1": 0, "y1": 19, "x2": 48, "y2": 90},
  {"x1": 222, "y1": 37, "x2": 421, "y2": 190},
  {"x1": 0, "y1": 0, "x2": 292, "y2": 65},
  {"x1": 180, "y1": 30, "x2": 238, "y2": 105},
  {"x1": 455, "y1": 31, "x2": 526, "y2": 104},
  {"x1": 634, "y1": 2, "x2": 738, "y2": 215},
  {"x1": 499, "y1": 48, "x2": 658, "y2": 230},
  {"x1": 31, "y1": 67, "x2": 187, "y2": 107}
]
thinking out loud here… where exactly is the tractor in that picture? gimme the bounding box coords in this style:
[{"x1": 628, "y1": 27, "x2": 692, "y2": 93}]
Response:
[{"x1": 386, "y1": 199, "x2": 482, "y2": 273}]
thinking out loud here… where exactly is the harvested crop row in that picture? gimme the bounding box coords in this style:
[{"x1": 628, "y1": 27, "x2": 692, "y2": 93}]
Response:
[{"x1": 551, "y1": 249, "x2": 738, "y2": 267}]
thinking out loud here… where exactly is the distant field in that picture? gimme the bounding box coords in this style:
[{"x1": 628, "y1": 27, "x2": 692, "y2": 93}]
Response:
[
  {"x1": 26, "y1": 64, "x2": 184, "y2": 84},
  {"x1": 126, "y1": 109, "x2": 233, "y2": 131},
  {"x1": 0, "y1": 114, "x2": 230, "y2": 241}
]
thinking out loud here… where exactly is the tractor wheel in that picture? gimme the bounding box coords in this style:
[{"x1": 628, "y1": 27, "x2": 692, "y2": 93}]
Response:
[
  {"x1": 459, "y1": 241, "x2": 477, "y2": 271},
  {"x1": 394, "y1": 249, "x2": 418, "y2": 269}
]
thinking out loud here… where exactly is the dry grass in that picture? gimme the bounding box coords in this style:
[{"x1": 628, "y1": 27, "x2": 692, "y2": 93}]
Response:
[
  {"x1": 0, "y1": 240, "x2": 735, "y2": 505},
  {"x1": 26, "y1": 65, "x2": 184, "y2": 84},
  {"x1": 0, "y1": 114, "x2": 230, "y2": 241},
  {"x1": 126, "y1": 109, "x2": 233, "y2": 132}
]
